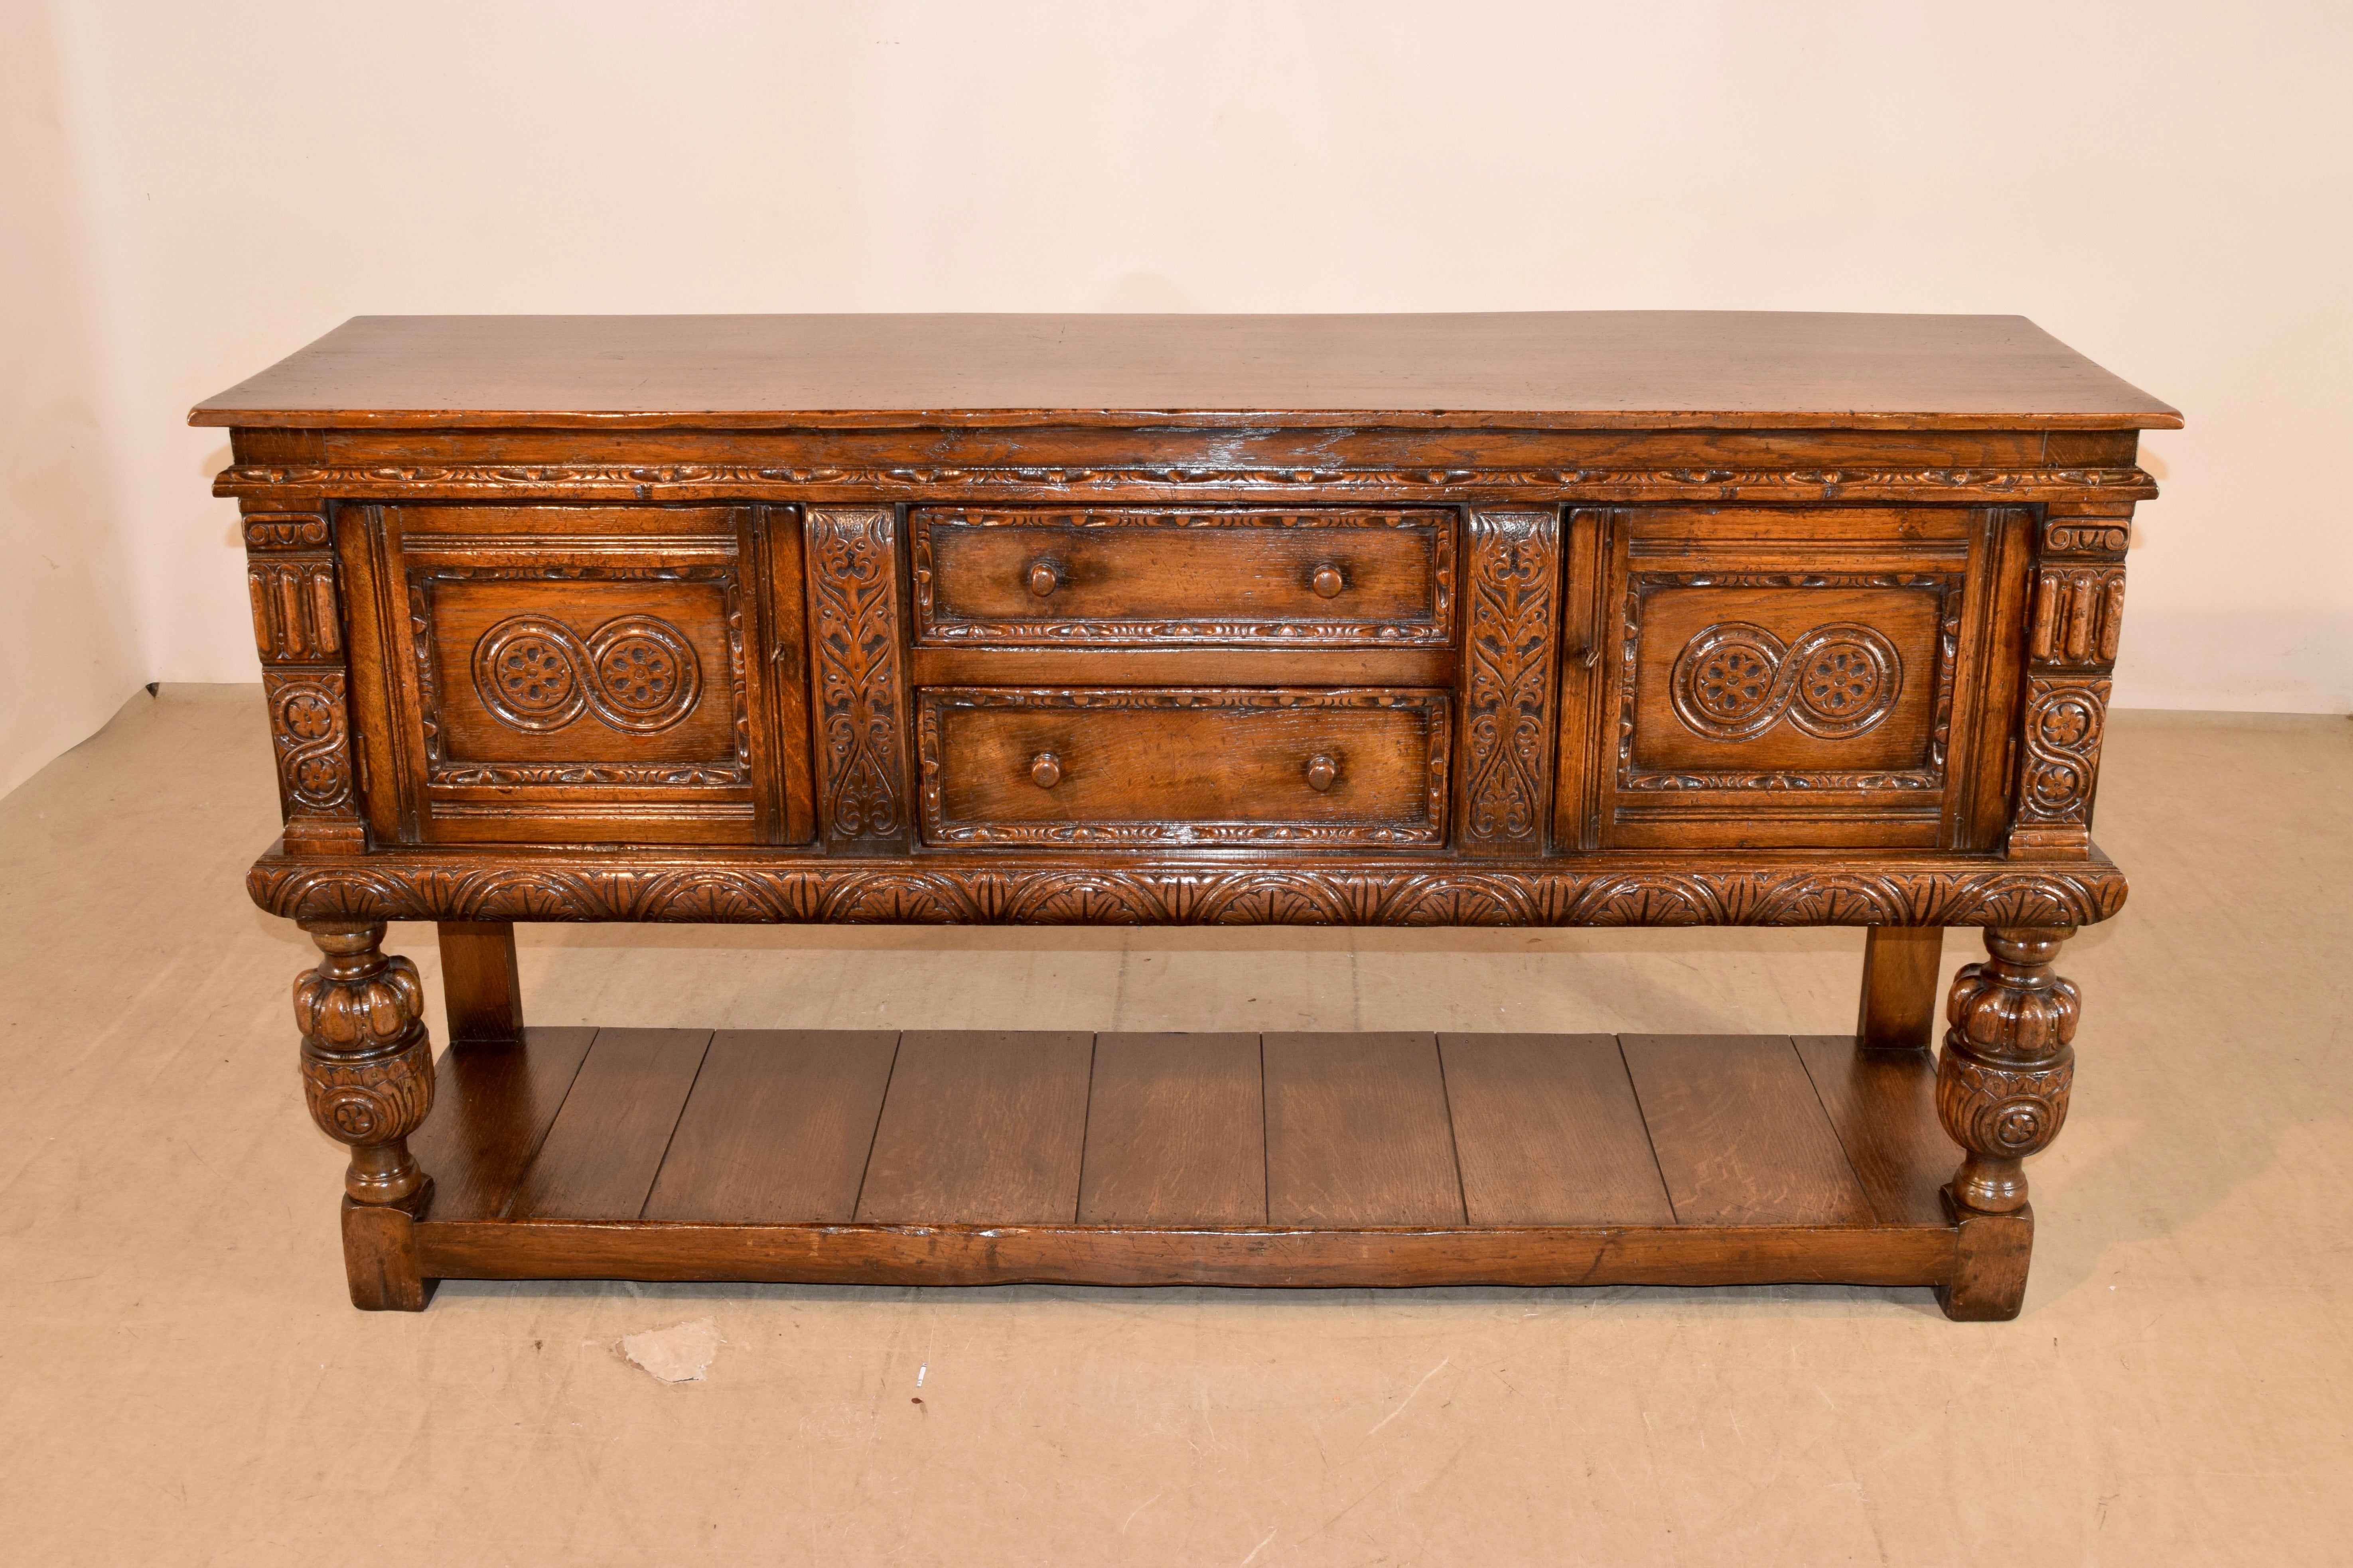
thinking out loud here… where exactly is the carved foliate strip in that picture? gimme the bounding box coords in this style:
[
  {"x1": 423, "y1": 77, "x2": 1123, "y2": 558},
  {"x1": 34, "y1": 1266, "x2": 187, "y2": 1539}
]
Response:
[
  {"x1": 2012, "y1": 508, "x2": 2130, "y2": 852},
  {"x1": 249, "y1": 851, "x2": 2128, "y2": 931},
  {"x1": 806, "y1": 508, "x2": 909, "y2": 845},
  {"x1": 263, "y1": 668, "x2": 357, "y2": 817},
  {"x1": 215, "y1": 462, "x2": 2161, "y2": 506},
  {"x1": 1459, "y1": 509, "x2": 1561, "y2": 850}
]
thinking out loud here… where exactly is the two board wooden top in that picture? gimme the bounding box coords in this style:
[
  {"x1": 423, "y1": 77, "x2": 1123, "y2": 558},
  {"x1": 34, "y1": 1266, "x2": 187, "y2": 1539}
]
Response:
[{"x1": 189, "y1": 311, "x2": 2179, "y2": 432}]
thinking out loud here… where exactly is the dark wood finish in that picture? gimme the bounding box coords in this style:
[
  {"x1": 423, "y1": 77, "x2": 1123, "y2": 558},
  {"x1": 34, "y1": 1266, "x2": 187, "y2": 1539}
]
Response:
[
  {"x1": 1856, "y1": 927, "x2": 1945, "y2": 1052},
  {"x1": 917, "y1": 687, "x2": 1450, "y2": 847},
  {"x1": 855, "y1": 1030, "x2": 1095, "y2": 1224},
  {"x1": 1937, "y1": 927, "x2": 2078, "y2": 1217},
  {"x1": 1439, "y1": 1034, "x2": 1675, "y2": 1225},
  {"x1": 1079, "y1": 1033, "x2": 1266, "y2": 1225},
  {"x1": 436, "y1": 921, "x2": 525, "y2": 1045},
  {"x1": 417, "y1": 1220, "x2": 1960, "y2": 1290},
  {"x1": 504, "y1": 1028, "x2": 711, "y2": 1220},
  {"x1": 1793, "y1": 1034, "x2": 1953, "y2": 1229},
  {"x1": 204, "y1": 313, "x2": 2171, "y2": 1318},
  {"x1": 1262, "y1": 1032, "x2": 1463, "y2": 1226},
  {"x1": 1619, "y1": 1034, "x2": 1875, "y2": 1225},
  {"x1": 190, "y1": 313, "x2": 2179, "y2": 429},
  {"x1": 643, "y1": 1030, "x2": 899, "y2": 1222},
  {"x1": 407, "y1": 1026, "x2": 596, "y2": 1222},
  {"x1": 911, "y1": 507, "x2": 1452, "y2": 646},
  {"x1": 343, "y1": 1195, "x2": 432, "y2": 1312}
]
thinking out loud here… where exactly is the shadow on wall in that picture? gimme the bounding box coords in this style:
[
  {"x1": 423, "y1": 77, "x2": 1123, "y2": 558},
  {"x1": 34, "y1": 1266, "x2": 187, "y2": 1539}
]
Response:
[{"x1": 0, "y1": 2, "x2": 143, "y2": 797}]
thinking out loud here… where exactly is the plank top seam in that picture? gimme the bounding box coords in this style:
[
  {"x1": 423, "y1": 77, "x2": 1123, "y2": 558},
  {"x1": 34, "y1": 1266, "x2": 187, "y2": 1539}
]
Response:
[
  {"x1": 489, "y1": 1026, "x2": 600, "y2": 1223},
  {"x1": 1614, "y1": 1034, "x2": 1684, "y2": 1225},
  {"x1": 634, "y1": 1031, "x2": 718, "y2": 1221}
]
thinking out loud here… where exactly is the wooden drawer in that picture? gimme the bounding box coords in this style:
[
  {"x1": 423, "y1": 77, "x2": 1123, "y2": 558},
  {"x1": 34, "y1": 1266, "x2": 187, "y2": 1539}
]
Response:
[
  {"x1": 1556, "y1": 506, "x2": 2030, "y2": 851},
  {"x1": 917, "y1": 687, "x2": 1450, "y2": 845},
  {"x1": 910, "y1": 508, "x2": 1455, "y2": 646},
  {"x1": 339, "y1": 503, "x2": 813, "y2": 846}
]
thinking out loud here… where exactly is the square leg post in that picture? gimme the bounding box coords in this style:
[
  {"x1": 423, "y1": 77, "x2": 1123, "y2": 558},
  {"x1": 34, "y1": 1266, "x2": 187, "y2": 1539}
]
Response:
[
  {"x1": 438, "y1": 921, "x2": 524, "y2": 1046},
  {"x1": 1856, "y1": 926, "x2": 1945, "y2": 1052}
]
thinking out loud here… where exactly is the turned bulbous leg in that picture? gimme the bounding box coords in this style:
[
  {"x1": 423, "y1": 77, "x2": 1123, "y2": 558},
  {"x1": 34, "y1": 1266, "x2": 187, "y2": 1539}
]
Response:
[
  {"x1": 1937, "y1": 926, "x2": 2078, "y2": 1216},
  {"x1": 294, "y1": 920, "x2": 435, "y2": 1206}
]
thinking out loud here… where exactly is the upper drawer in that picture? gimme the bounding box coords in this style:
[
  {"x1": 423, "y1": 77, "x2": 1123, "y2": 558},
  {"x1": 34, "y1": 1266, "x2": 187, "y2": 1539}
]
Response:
[
  {"x1": 917, "y1": 686, "x2": 1450, "y2": 847},
  {"x1": 909, "y1": 508, "x2": 1455, "y2": 647}
]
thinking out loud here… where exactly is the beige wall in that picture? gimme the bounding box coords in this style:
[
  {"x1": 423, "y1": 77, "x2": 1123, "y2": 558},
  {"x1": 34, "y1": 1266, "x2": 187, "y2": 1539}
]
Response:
[{"x1": 9, "y1": 0, "x2": 2348, "y2": 788}]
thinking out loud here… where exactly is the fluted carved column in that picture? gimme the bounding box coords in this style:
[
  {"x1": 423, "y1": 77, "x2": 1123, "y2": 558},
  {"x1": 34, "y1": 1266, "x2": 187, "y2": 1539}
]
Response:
[
  {"x1": 294, "y1": 920, "x2": 435, "y2": 1207},
  {"x1": 1937, "y1": 926, "x2": 2078, "y2": 1215}
]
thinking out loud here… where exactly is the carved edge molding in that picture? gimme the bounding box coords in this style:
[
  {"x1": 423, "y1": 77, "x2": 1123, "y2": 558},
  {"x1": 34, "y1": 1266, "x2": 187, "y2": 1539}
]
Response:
[
  {"x1": 1617, "y1": 573, "x2": 1961, "y2": 792},
  {"x1": 807, "y1": 507, "x2": 909, "y2": 843},
  {"x1": 909, "y1": 507, "x2": 1456, "y2": 646},
  {"x1": 244, "y1": 508, "x2": 362, "y2": 849},
  {"x1": 215, "y1": 463, "x2": 2162, "y2": 505},
  {"x1": 249, "y1": 853, "x2": 2128, "y2": 930},
  {"x1": 1460, "y1": 510, "x2": 1560, "y2": 847},
  {"x1": 915, "y1": 687, "x2": 1451, "y2": 847}
]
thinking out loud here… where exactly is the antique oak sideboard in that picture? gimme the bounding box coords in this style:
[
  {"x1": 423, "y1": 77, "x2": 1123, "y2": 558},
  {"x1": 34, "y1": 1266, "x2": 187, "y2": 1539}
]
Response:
[{"x1": 192, "y1": 313, "x2": 2176, "y2": 1319}]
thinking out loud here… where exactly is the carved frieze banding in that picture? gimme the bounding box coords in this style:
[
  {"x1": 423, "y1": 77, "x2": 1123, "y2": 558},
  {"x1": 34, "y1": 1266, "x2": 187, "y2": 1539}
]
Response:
[
  {"x1": 249, "y1": 849, "x2": 2128, "y2": 931},
  {"x1": 2029, "y1": 567, "x2": 2126, "y2": 666},
  {"x1": 248, "y1": 560, "x2": 342, "y2": 663}
]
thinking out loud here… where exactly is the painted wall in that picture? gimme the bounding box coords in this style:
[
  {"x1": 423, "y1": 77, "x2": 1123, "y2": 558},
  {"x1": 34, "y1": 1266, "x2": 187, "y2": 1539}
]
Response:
[{"x1": 8, "y1": 0, "x2": 2347, "y2": 790}]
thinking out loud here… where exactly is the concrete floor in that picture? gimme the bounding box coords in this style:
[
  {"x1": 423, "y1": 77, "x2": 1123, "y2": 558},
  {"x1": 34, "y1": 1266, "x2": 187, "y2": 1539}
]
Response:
[{"x1": 0, "y1": 686, "x2": 2346, "y2": 1566}]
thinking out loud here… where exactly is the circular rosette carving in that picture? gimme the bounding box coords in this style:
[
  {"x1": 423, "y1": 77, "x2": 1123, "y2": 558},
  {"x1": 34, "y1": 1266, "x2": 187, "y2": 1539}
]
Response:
[
  {"x1": 301, "y1": 1035, "x2": 436, "y2": 1149},
  {"x1": 1937, "y1": 1055, "x2": 2073, "y2": 1164},
  {"x1": 583, "y1": 615, "x2": 701, "y2": 733},
  {"x1": 473, "y1": 617, "x2": 591, "y2": 731},
  {"x1": 1668, "y1": 621, "x2": 1902, "y2": 741},
  {"x1": 471, "y1": 613, "x2": 702, "y2": 735}
]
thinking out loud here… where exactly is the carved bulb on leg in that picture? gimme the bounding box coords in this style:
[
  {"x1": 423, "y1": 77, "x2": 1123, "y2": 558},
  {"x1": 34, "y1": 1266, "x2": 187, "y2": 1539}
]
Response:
[
  {"x1": 1937, "y1": 926, "x2": 2078, "y2": 1213},
  {"x1": 294, "y1": 920, "x2": 435, "y2": 1206}
]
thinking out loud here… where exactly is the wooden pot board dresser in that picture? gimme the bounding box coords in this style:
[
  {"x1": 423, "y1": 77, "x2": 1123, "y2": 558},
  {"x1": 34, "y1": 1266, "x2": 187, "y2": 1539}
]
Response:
[{"x1": 193, "y1": 311, "x2": 2177, "y2": 1320}]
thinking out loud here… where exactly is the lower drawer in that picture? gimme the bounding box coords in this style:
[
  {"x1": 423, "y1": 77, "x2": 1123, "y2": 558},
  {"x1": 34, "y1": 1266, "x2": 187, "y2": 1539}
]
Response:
[{"x1": 916, "y1": 687, "x2": 1450, "y2": 846}]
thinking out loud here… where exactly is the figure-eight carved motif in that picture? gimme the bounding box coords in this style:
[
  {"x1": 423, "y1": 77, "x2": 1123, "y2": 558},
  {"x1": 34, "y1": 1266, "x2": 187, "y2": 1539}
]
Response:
[
  {"x1": 471, "y1": 613, "x2": 701, "y2": 734},
  {"x1": 1670, "y1": 621, "x2": 1903, "y2": 741}
]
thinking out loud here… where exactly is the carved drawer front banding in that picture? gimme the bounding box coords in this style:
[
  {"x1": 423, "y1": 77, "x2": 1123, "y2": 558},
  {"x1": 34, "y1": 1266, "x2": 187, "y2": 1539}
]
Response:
[
  {"x1": 917, "y1": 687, "x2": 1451, "y2": 846},
  {"x1": 910, "y1": 508, "x2": 1455, "y2": 646}
]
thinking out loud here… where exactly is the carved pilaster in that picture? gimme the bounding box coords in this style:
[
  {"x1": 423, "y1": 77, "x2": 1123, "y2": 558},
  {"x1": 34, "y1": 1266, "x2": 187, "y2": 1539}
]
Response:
[
  {"x1": 245, "y1": 506, "x2": 365, "y2": 852},
  {"x1": 293, "y1": 921, "x2": 434, "y2": 1206},
  {"x1": 1457, "y1": 508, "x2": 1561, "y2": 852},
  {"x1": 2012, "y1": 508, "x2": 2129, "y2": 854},
  {"x1": 805, "y1": 507, "x2": 909, "y2": 849},
  {"x1": 1936, "y1": 926, "x2": 2078, "y2": 1215}
]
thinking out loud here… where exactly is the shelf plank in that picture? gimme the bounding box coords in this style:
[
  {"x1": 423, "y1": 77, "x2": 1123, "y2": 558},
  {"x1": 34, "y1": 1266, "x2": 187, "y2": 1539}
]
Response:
[
  {"x1": 1263, "y1": 1032, "x2": 1463, "y2": 1226},
  {"x1": 411, "y1": 1026, "x2": 597, "y2": 1223},
  {"x1": 642, "y1": 1030, "x2": 900, "y2": 1223},
  {"x1": 856, "y1": 1030, "x2": 1095, "y2": 1224},
  {"x1": 1619, "y1": 1034, "x2": 1874, "y2": 1226},
  {"x1": 1440, "y1": 1033, "x2": 1675, "y2": 1226},
  {"x1": 1079, "y1": 1033, "x2": 1266, "y2": 1225},
  {"x1": 1793, "y1": 1035, "x2": 1955, "y2": 1229},
  {"x1": 504, "y1": 1028, "x2": 712, "y2": 1221}
]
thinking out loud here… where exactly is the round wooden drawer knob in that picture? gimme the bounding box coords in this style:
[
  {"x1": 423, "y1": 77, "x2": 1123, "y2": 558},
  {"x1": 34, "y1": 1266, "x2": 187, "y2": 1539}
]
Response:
[
  {"x1": 1304, "y1": 754, "x2": 1339, "y2": 792},
  {"x1": 1030, "y1": 752, "x2": 1063, "y2": 789},
  {"x1": 1311, "y1": 564, "x2": 1346, "y2": 599},
  {"x1": 1025, "y1": 561, "x2": 1060, "y2": 598}
]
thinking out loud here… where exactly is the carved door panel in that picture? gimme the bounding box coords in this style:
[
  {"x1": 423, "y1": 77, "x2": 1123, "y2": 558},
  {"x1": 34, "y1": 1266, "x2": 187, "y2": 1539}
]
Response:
[
  {"x1": 1558, "y1": 506, "x2": 2033, "y2": 851},
  {"x1": 338, "y1": 503, "x2": 813, "y2": 845}
]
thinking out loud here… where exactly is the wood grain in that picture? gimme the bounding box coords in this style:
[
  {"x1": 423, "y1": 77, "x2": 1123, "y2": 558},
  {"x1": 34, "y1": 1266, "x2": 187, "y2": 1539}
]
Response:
[
  {"x1": 191, "y1": 312, "x2": 2179, "y2": 430},
  {"x1": 505, "y1": 1028, "x2": 711, "y2": 1221},
  {"x1": 855, "y1": 1030, "x2": 1095, "y2": 1224},
  {"x1": 1619, "y1": 1034, "x2": 1874, "y2": 1225},
  {"x1": 642, "y1": 1030, "x2": 899, "y2": 1222},
  {"x1": 408, "y1": 1026, "x2": 596, "y2": 1223},
  {"x1": 1855, "y1": 928, "x2": 1945, "y2": 1052},
  {"x1": 1262, "y1": 1032, "x2": 1463, "y2": 1226},
  {"x1": 1079, "y1": 1033, "x2": 1266, "y2": 1225},
  {"x1": 436, "y1": 921, "x2": 525, "y2": 1045},
  {"x1": 1439, "y1": 1034, "x2": 1675, "y2": 1225},
  {"x1": 1793, "y1": 1034, "x2": 1955, "y2": 1229}
]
